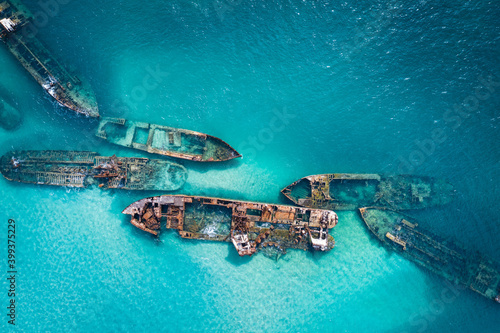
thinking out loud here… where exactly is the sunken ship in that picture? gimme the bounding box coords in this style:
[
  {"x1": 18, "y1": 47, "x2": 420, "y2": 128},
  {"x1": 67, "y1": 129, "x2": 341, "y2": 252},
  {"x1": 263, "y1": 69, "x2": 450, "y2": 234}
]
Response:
[
  {"x1": 359, "y1": 207, "x2": 500, "y2": 304},
  {"x1": 0, "y1": 97, "x2": 21, "y2": 130},
  {"x1": 0, "y1": 150, "x2": 187, "y2": 190},
  {"x1": 122, "y1": 195, "x2": 338, "y2": 256},
  {"x1": 96, "y1": 117, "x2": 241, "y2": 162},
  {"x1": 0, "y1": 0, "x2": 99, "y2": 117},
  {"x1": 282, "y1": 173, "x2": 454, "y2": 210}
]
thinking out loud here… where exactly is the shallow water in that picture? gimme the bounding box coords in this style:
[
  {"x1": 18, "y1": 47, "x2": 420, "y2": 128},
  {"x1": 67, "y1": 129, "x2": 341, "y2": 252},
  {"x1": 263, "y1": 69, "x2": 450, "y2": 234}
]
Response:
[{"x1": 0, "y1": 0, "x2": 499, "y2": 332}]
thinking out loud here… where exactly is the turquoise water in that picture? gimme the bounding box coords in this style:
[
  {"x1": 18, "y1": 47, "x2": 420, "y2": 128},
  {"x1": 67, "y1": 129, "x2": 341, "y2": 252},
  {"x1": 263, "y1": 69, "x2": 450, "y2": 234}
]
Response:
[{"x1": 1, "y1": 0, "x2": 499, "y2": 331}]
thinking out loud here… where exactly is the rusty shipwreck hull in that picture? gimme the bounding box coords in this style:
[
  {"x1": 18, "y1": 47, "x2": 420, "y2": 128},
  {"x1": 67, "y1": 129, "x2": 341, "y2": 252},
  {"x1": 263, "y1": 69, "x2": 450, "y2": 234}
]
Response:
[
  {"x1": 0, "y1": 0, "x2": 99, "y2": 117},
  {"x1": 122, "y1": 195, "x2": 338, "y2": 256},
  {"x1": 281, "y1": 173, "x2": 454, "y2": 210},
  {"x1": 0, "y1": 150, "x2": 187, "y2": 191},
  {"x1": 359, "y1": 207, "x2": 500, "y2": 304},
  {"x1": 96, "y1": 117, "x2": 241, "y2": 162}
]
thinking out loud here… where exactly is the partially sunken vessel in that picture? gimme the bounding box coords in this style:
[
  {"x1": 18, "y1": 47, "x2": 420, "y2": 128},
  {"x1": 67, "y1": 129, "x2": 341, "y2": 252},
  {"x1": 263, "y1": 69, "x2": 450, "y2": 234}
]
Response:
[
  {"x1": 122, "y1": 195, "x2": 338, "y2": 256},
  {"x1": 282, "y1": 173, "x2": 454, "y2": 210},
  {"x1": 0, "y1": 97, "x2": 21, "y2": 130},
  {"x1": 0, "y1": 150, "x2": 187, "y2": 190},
  {"x1": 359, "y1": 207, "x2": 500, "y2": 304},
  {"x1": 96, "y1": 117, "x2": 241, "y2": 162},
  {"x1": 0, "y1": 0, "x2": 99, "y2": 117}
]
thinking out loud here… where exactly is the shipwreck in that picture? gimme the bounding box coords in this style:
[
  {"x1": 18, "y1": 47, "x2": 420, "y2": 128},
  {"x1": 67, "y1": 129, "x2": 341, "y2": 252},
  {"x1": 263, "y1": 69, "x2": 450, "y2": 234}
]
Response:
[
  {"x1": 0, "y1": 97, "x2": 21, "y2": 130},
  {"x1": 96, "y1": 117, "x2": 241, "y2": 162},
  {"x1": 122, "y1": 195, "x2": 338, "y2": 256},
  {"x1": 0, "y1": 0, "x2": 99, "y2": 117},
  {"x1": 359, "y1": 207, "x2": 500, "y2": 304},
  {"x1": 0, "y1": 150, "x2": 187, "y2": 190},
  {"x1": 282, "y1": 173, "x2": 454, "y2": 210}
]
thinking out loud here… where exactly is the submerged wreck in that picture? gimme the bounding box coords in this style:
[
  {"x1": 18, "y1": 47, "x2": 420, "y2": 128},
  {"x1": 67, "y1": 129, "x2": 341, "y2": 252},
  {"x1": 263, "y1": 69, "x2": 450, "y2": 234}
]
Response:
[
  {"x1": 0, "y1": 98, "x2": 21, "y2": 130},
  {"x1": 0, "y1": 0, "x2": 99, "y2": 117},
  {"x1": 0, "y1": 150, "x2": 186, "y2": 190},
  {"x1": 122, "y1": 195, "x2": 338, "y2": 256},
  {"x1": 96, "y1": 117, "x2": 241, "y2": 162},
  {"x1": 359, "y1": 207, "x2": 500, "y2": 304},
  {"x1": 282, "y1": 173, "x2": 454, "y2": 210}
]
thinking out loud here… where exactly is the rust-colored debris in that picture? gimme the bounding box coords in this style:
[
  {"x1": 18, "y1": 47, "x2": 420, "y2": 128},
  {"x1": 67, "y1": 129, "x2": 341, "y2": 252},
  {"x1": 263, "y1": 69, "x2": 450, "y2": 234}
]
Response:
[
  {"x1": 96, "y1": 117, "x2": 241, "y2": 162},
  {"x1": 0, "y1": 0, "x2": 99, "y2": 117},
  {"x1": 282, "y1": 173, "x2": 454, "y2": 210},
  {"x1": 122, "y1": 195, "x2": 338, "y2": 256},
  {"x1": 0, "y1": 150, "x2": 187, "y2": 190},
  {"x1": 360, "y1": 207, "x2": 500, "y2": 304}
]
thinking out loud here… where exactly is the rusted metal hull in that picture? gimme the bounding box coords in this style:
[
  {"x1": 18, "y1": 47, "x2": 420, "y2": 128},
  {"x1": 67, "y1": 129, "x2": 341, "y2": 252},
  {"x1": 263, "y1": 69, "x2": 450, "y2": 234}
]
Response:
[
  {"x1": 122, "y1": 195, "x2": 338, "y2": 256},
  {"x1": 0, "y1": 0, "x2": 99, "y2": 117},
  {"x1": 96, "y1": 117, "x2": 242, "y2": 162},
  {"x1": 281, "y1": 173, "x2": 454, "y2": 210},
  {"x1": 359, "y1": 207, "x2": 500, "y2": 304},
  {"x1": 0, "y1": 150, "x2": 187, "y2": 190}
]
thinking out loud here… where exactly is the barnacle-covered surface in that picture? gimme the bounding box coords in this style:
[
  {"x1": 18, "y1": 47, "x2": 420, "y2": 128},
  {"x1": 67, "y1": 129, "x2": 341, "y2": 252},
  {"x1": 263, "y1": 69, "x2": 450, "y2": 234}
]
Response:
[{"x1": 123, "y1": 195, "x2": 338, "y2": 256}]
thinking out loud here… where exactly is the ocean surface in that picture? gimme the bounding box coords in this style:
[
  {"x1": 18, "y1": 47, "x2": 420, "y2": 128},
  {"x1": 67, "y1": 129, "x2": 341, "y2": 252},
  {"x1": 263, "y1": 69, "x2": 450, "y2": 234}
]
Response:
[{"x1": 0, "y1": 0, "x2": 499, "y2": 331}]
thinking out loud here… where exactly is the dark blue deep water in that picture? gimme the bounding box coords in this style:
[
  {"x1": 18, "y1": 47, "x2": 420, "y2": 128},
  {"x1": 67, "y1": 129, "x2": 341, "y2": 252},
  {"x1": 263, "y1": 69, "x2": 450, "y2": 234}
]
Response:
[{"x1": 0, "y1": 0, "x2": 499, "y2": 332}]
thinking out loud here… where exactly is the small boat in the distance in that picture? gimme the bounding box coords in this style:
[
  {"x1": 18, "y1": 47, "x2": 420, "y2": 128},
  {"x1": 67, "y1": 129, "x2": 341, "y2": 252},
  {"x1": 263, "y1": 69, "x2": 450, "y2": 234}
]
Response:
[
  {"x1": 359, "y1": 207, "x2": 500, "y2": 304},
  {"x1": 281, "y1": 173, "x2": 454, "y2": 210},
  {"x1": 96, "y1": 117, "x2": 241, "y2": 162}
]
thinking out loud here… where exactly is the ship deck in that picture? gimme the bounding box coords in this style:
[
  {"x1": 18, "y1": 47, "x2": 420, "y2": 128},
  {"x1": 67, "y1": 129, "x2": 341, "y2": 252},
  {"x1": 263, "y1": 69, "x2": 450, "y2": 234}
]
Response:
[
  {"x1": 123, "y1": 195, "x2": 338, "y2": 256},
  {"x1": 359, "y1": 207, "x2": 500, "y2": 303},
  {"x1": 1, "y1": 0, "x2": 99, "y2": 117},
  {"x1": 96, "y1": 118, "x2": 241, "y2": 161},
  {"x1": 0, "y1": 150, "x2": 186, "y2": 191}
]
